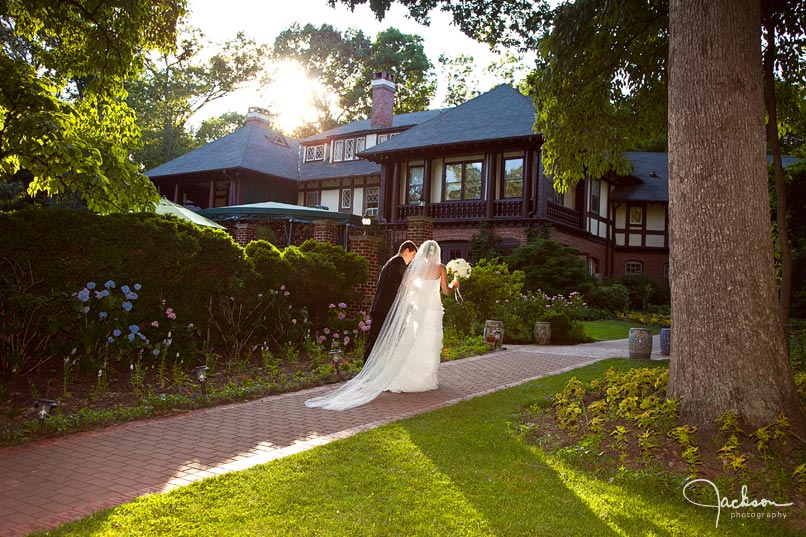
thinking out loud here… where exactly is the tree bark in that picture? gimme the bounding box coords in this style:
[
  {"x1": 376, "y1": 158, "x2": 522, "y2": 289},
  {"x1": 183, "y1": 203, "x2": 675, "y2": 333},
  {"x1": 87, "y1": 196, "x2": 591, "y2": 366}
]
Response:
[
  {"x1": 667, "y1": 0, "x2": 805, "y2": 435},
  {"x1": 762, "y1": 14, "x2": 792, "y2": 331}
]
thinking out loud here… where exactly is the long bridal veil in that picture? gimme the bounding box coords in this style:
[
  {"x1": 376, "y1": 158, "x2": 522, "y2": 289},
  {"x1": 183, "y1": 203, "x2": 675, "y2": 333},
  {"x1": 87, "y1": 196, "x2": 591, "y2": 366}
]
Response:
[{"x1": 305, "y1": 240, "x2": 442, "y2": 410}]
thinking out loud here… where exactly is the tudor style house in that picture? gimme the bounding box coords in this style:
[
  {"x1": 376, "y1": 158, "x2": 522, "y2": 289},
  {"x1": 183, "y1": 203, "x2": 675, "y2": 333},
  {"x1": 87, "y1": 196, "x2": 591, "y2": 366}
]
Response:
[{"x1": 147, "y1": 71, "x2": 672, "y2": 285}]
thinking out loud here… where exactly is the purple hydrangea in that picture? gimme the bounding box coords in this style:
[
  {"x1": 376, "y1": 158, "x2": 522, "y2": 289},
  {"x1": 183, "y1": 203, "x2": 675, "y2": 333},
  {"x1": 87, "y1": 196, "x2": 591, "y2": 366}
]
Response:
[
  {"x1": 122, "y1": 301, "x2": 133, "y2": 312},
  {"x1": 77, "y1": 288, "x2": 90, "y2": 302}
]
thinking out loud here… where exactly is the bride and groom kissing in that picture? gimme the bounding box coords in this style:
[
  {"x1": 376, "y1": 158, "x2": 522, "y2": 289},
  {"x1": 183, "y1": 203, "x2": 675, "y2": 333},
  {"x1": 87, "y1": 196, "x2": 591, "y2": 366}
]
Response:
[{"x1": 306, "y1": 240, "x2": 459, "y2": 410}]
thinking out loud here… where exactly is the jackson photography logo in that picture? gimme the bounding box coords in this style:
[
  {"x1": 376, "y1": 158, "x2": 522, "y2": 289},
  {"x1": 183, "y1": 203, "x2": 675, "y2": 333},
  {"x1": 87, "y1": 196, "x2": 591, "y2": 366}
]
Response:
[{"x1": 683, "y1": 479, "x2": 794, "y2": 528}]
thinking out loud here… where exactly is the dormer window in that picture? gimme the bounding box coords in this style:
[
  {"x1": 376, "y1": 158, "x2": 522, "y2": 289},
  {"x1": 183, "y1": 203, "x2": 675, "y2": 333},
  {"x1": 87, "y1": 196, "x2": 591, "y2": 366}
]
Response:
[
  {"x1": 304, "y1": 144, "x2": 324, "y2": 162},
  {"x1": 332, "y1": 136, "x2": 366, "y2": 162}
]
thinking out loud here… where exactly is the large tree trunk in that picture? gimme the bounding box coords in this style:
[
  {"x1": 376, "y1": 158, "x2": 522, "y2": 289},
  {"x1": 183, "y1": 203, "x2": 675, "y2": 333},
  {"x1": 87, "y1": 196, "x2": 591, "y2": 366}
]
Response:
[
  {"x1": 762, "y1": 14, "x2": 793, "y2": 331},
  {"x1": 667, "y1": 0, "x2": 805, "y2": 436}
]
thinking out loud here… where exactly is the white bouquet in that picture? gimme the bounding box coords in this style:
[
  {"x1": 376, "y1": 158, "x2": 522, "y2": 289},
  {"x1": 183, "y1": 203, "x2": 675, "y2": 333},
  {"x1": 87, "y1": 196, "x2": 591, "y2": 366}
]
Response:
[{"x1": 446, "y1": 258, "x2": 471, "y2": 303}]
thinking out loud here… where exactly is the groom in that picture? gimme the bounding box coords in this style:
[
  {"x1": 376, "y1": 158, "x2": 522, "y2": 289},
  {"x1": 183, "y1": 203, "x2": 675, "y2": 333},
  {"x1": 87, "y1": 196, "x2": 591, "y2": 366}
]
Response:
[{"x1": 362, "y1": 240, "x2": 417, "y2": 362}]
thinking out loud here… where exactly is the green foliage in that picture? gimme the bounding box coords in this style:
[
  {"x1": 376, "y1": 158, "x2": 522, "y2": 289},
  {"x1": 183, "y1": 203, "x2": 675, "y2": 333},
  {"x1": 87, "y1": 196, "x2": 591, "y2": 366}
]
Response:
[
  {"x1": 127, "y1": 25, "x2": 267, "y2": 170},
  {"x1": 273, "y1": 24, "x2": 435, "y2": 133},
  {"x1": 615, "y1": 274, "x2": 670, "y2": 310},
  {"x1": 442, "y1": 258, "x2": 524, "y2": 335},
  {"x1": 586, "y1": 283, "x2": 630, "y2": 313},
  {"x1": 506, "y1": 238, "x2": 596, "y2": 296},
  {"x1": 542, "y1": 311, "x2": 587, "y2": 344},
  {"x1": 467, "y1": 222, "x2": 503, "y2": 262},
  {"x1": 1, "y1": 0, "x2": 186, "y2": 212}
]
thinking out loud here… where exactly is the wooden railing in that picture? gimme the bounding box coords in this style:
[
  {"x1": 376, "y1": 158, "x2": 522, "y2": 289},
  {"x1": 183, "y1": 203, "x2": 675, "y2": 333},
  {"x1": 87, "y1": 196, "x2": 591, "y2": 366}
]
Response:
[
  {"x1": 546, "y1": 202, "x2": 583, "y2": 228},
  {"x1": 396, "y1": 200, "x2": 581, "y2": 226}
]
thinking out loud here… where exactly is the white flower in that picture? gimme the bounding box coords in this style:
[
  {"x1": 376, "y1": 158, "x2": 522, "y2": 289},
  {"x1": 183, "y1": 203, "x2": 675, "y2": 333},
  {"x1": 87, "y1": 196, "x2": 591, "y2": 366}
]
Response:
[{"x1": 446, "y1": 258, "x2": 472, "y2": 280}]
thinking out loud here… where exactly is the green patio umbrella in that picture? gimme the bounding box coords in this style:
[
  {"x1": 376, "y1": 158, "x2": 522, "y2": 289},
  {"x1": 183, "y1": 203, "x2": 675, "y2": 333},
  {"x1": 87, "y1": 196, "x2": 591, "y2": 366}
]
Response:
[{"x1": 155, "y1": 198, "x2": 226, "y2": 230}]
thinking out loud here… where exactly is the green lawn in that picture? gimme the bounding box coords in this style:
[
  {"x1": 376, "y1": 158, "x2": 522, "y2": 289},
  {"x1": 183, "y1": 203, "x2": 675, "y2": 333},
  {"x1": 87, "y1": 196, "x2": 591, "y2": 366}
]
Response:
[
  {"x1": 37, "y1": 359, "x2": 800, "y2": 537},
  {"x1": 581, "y1": 319, "x2": 663, "y2": 341}
]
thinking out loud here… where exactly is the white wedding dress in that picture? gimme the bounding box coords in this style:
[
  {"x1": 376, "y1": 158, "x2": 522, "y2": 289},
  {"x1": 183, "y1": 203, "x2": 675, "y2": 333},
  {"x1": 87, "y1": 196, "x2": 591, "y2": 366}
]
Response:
[{"x1": 305, "y1": 241, "x2": 445, "y2": 410}]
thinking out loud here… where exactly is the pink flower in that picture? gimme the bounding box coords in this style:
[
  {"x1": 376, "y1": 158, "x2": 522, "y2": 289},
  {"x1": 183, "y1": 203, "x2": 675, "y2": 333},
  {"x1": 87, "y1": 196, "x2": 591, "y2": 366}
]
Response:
[
  {"x1": 329, "y1": 303, "x2": 336, "y2": 309},
  {"x1": 359, "y1": 321, "x2": 366, "y2": 330},
  {"x1": 151, "y1": 320, "x2": 159, "y2": 327},
  {"x1": 337, "y1": 313, "x2": 346, "y2": 320},
  {"x1": 323, "y1": 327, "x2": 331, "y2": 335},
  {"x1": 317, "y1": 335, "x2": 326, "y2": 343},
  {"x1": 280, "y1": 285, "x2": 286, "y2": 291},
  {"x1": 291, "y1": 319, "x2": 297, "y2": 324},
  {"x1": 343, "y1": 336, "x2": 351, "y2": 345},
  {"x1": 166, "y1": 307, "x2": 176, "y2": 320},
  {"x1": 333, "y1": 333, "x2": 340, "y2": 339},
  {"x1": 338, "y1": 302, "x2": 347, "y2": 309}
]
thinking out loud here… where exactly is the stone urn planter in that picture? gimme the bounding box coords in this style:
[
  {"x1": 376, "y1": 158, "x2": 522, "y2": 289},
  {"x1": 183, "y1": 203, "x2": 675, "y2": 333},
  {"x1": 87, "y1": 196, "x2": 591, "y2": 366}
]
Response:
[
  {"x1": 660, "y1": 328, "x2": 671, "y2": 356},
  {"x1": 628, "y1": 328, "x2": 653, "y2": 359},
  {"x1": 534, "y1": 321, "x2": 551, "y2": 345}
]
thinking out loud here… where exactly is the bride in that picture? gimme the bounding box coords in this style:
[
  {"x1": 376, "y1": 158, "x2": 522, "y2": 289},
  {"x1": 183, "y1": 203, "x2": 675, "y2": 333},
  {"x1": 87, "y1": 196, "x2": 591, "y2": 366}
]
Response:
[{"x1": 305, "y1": 240, "x2": 458, "y2": 410}]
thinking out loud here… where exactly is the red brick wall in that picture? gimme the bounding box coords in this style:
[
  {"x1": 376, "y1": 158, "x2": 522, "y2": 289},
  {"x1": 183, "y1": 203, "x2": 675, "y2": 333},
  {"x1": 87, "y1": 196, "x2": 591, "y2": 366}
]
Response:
[
  {"x1": 407, "y1": 216, "x2": 434, "y2": 245},
  {"x1": 348, "y1": 235, "x2": 383, "y2": 313},
  {"x1": 613, "y1": 250, "x2": 669, "y2": 284},
  {"x1": 232, "y1": 223, "x2": 258, "y2": 246},
  {"x1": 371, "y1": 72, "x2": 395, "y2": 129},
  {"x1": 313, "y1": 220, "x2": 341, "y2": 245}
]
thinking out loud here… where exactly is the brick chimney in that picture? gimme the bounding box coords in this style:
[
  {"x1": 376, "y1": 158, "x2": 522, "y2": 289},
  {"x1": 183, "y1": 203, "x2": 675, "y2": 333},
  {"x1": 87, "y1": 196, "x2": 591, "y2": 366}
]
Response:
[
  {"x1": 244, "y1": 106, "x2": 271, "y2": 129},
  {"x1": 370, "y1": 71, "x2": 396, "y2": 129}
]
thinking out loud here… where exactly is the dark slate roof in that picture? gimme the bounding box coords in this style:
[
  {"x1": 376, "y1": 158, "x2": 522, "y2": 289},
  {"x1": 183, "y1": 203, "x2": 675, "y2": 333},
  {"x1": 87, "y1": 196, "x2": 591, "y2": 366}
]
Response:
[
  {"x1": 610, "y1": 152, "x2": 800, "y2": 202},
  {"x1": 300, "y1": 110, "x2": 444, "y2": 143},
  {"x1": 299, "y1": 158, "x2": 381, "y2": 181},
  {"x1": 145, "y1": 122, "x2": 300, "y2": 180},
  {"x1": 359, "y1": 85, "x2": 539, "y2": 158},
  {"x1": 609, "y1": 152, "x2": 670, "y2": 202}
]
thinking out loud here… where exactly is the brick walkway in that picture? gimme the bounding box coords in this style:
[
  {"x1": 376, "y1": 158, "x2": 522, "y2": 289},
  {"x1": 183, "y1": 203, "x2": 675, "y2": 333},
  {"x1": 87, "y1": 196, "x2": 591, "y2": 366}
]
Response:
[{"x1": 0, "y1": 337, "x2": 664, "y2": 536}]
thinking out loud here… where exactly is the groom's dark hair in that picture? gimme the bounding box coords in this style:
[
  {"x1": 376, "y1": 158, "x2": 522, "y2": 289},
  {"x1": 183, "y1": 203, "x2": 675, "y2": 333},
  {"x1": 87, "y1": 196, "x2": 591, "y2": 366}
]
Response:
[{"x1": 398, "y1": 240, "x2": 417, "y2": 254}]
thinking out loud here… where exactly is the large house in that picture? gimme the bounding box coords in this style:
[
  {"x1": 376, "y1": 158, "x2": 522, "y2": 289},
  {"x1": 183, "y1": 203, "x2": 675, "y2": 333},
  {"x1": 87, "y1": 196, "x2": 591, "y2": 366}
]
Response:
[{"x1": 147, "y1": 71, "x2": 673, "y2": 284}]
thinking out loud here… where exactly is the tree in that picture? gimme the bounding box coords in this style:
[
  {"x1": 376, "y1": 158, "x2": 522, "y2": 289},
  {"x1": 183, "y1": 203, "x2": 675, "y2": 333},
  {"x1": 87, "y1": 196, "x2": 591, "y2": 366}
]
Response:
[
  {"x1": 194, "y1": 112, "x2": 246, "y2": 146},
  {"x1": 126, "y1": 25, "x2": 267, "y2": 170},
  {"x1": 0, "y1": 0, "x2": 185, "y2": 213},
  {"x1": 438, "y1": 54, "x2": 481, "y2": 107},
  {"x1": 667, "y1": 0, "x2": 804, "y2": 434},
  {"x1": 334, "y1": 0, "x2": 806, "y2": 434},
  {"x1": 273, "y1": 24, "x2": 435, "y2": 132}
]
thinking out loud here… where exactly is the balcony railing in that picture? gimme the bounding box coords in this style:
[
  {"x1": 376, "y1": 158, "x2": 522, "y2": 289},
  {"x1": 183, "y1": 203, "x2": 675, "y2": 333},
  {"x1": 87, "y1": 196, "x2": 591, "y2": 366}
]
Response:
[
  {"x1": 396, "y1": 200, "x2": 581, "y2": 227},
  {"x1": 546, "y1": 202, "x2": 583, "y2": 228}
]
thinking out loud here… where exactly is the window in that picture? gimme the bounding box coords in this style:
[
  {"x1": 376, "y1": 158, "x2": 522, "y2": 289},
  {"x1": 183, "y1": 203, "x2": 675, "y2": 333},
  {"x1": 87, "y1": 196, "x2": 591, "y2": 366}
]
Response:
[
  {"x1": 340, "y1": 188, "x2": 352, "y2": 210},
  {"x1": 588, "y1": 257, "x2": 600, "y2": 278},
  {"x1": 407, "y1": 166, "x2": 425, "y2": 204},
  {"x1": 365, "y1": 186, "x2": 379, "y2": 215},
  {"x1": 333, "y1": 140, "x2": 344, "y2": 162},
  {"x1": 304, "y1": 144, "x2": 324, "y2": 162},
  {"x1": 377, "y1": 134, "x2": 388, "y2": 144},
  {"x1": 503, "y1": 157, "x2": 524, "y2": 198},
  {"x1": 589, "y1": 178, "x2": 601, "y2": 213},
  {"x1": 625, "y1": 261, "x2": 643, "y2": 275},
  {"x1": 332, "y1": 136, "x2": 365, "y2": 162},
  {"x1": 305, "y1": 191, "x2": 320, "y2": 207},
  {"x1": 444, "y1": 160, "x2": 483, "y2": 201},
  {"x1": 629, "y1": 206, "x2": 643, "y2": 225}
]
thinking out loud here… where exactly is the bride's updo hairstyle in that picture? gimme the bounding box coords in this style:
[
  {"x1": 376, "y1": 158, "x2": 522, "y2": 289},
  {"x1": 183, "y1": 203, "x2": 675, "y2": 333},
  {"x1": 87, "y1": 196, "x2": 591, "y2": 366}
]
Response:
[{"x1": 420, "y1": 240, "x2": 440, "y2": 263}]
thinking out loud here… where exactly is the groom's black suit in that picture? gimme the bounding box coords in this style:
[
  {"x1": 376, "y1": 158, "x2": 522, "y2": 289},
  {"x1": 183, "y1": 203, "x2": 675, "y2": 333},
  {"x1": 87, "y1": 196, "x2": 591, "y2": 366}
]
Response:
[{"x1": 363, "y1": 254, "x2": 408, "y2": 361}]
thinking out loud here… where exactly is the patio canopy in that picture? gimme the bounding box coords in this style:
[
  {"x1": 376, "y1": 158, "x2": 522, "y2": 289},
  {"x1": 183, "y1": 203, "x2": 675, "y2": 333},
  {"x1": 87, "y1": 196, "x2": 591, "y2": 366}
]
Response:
[
  {"x1": 155, "y1": 198, "x2": 226, "y2": 229},
  {"x1": 199, "y1": 201, "x2": 362, "y2": 225}
]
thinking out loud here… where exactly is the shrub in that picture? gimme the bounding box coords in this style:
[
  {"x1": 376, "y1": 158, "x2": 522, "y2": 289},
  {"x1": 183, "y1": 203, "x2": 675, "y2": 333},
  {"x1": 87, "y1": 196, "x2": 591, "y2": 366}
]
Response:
[
  {"x1": 615, "y1": 274, "x2": 670, "y2": 311},
  {"x1": 587, "y1": 283, "x2": 630, "y2": 313},
  {"x1": 506, "y1": 238, "x2": 596, "y2": 296},
  {"x1": 542, "y1": 311, "x2": 587, "y2": 344},
  {"x1": 442, "y1": 258, "x2": 524, "y2": 335}
]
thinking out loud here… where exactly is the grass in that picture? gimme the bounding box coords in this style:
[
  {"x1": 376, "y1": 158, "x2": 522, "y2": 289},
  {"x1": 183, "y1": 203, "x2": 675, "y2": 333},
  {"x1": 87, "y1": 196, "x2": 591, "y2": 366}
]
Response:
[
  {"x1": 36, "y1": 359, "x2": 800, "y2": 537},
  {"x1": 581, "y1": 319, "x2": 663, "y2": 341}
]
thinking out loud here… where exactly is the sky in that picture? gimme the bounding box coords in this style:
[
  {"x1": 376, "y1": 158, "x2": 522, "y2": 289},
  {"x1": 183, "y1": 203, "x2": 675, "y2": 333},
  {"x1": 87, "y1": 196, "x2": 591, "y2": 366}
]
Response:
[{"x1": 186, "y1": 0, "x2": 519, "y2": 131}]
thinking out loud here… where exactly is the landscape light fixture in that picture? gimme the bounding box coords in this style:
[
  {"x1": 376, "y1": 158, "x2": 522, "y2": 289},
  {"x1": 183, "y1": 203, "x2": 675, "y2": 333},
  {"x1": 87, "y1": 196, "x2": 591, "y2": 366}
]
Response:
[
  {"x1": 193, "y1": 365, "x2": 209, "y2": 397},
  {"x1": 329, "y1": 349, "x2": 343, "y2": 375},
  {"x1": 34, "y1": 398, "x2": 57, "y2": 421},
  {"x1": 361, "y1": 213, "x2": 372, "y2": 234}
]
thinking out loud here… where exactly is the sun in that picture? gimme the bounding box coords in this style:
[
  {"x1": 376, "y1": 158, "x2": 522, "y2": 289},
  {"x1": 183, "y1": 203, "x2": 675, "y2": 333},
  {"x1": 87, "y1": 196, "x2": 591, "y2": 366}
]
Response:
[{"x1": 264, "y1": 60, "x2": 321, "y2": 135}]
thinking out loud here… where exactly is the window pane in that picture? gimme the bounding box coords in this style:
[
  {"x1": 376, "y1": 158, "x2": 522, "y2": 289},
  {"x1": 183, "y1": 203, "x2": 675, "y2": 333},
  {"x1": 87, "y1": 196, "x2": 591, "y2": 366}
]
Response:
[
  {"x1": 345, "y1": 139, "x2": 355, "y2": 160},
  {"x1": 341, "y1": 189, "x2": 352, "y2": 209},
  {"x1": 625, "y1": 261, "x2": 643, "y2": 275},
  {"x1": 408, "y1": 166, "x2": 424, "y2": 204},
  {"x1": 356, "y1": 137, "x2": 365, "y2": 153},
  {"x1": 504, "y1": 158, "x2": 523, "y2": 198},
  {"x1": 464, "y1": 161, "x2": 483, "y2": 200},
  {"x1": 333, "y1": 140, "x2": 343, "y2": 162},
  {"x1": 445, "y1": 164, "x2": 462, "y2": 201},
  {"x1": 305, "y1": 191, "x2": 319, "y2": 206},
  {"x1": 630, "y1": 207, "x2": 643, "y2": 225},
  {"x1": 366, "y1": 186, "x2": 379, "y2": 208}
]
